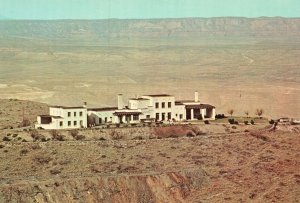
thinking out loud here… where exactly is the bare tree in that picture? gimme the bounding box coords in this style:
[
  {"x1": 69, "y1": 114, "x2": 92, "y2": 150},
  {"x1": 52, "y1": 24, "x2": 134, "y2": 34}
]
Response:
[
  {"x1": 244, "y1": 111, "x2": 249, "y2": 118},
  {"x1": 227, "y1": 109, "x2": 234, "y2": 117},
  {"x1": 255, "y1": 108, "x2": 264, "y2": 118}
]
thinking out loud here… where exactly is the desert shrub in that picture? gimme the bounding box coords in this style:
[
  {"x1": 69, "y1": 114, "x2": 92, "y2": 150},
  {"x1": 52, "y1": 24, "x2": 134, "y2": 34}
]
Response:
[
  {"x1": 244, "y1": 121, "x2": 249, "y2": 125},
  {"x1": 186, "y1": 131, "x2": 195, "y2": 137},
  {"x1": 49, "y1": 168, "x2": 61, "y2": 175},
  {"x1": 41, "y1": 137, "x2": 47, "y2": 142},
  {"x1": 153, "y1": 125, "x2": 188, "y2": 138},
  {"x1": 204, "y1": 120, "x2": 210, "y2": 124},
  {"x1": 12, "y1": 134, "x2": 18, "y2": 137},
  {"x1": 269, "y1": 119, "x2": 275, "y2": 125},
  {"x1": 74, "y1": 134, "x2": 85, "y2": 140},
  {"x1": 20, "y1": 119, "x2": 31, "y2": 127},
  {"x1": 232, "y1": 126, "x2": 237, "y2": 129},
  {"x1": 20, "y1": 149, "x2": 29, "y2": 156},
  {"x1": 51, "y1": 130, "x2": 64, "y2": 141},
  {"x1": 31, "y1": 144, "x2": 42, "y2": 150},
  {"x1": 234, "y1": 121, "x2": 239, "y2": 125},
  {"x1": 0, "y1": 144, "x2": 5, "y2": 148},
  {"x1": 6, "y1": 133, "x2": 11, "y2": 136},
  {"x1": 227, "y1": 109, "x2": 234, "y2": 117},
  {"x1": 22, "y1": 139, "x2": 27, "y2": 142},
  {"x1": 110, "y1": 130, "x2": 123, "y2": 140},
  {"x1": 69, "y1": 130, "x2": 85, "y2": 140},
  {"x1": 215, "y1": 114, "x2": 226, "y2": 119},
  {"x1": 191, "y1": 126, "x2": 206, "y2": 136},
  {"x1": 255, "y1": 108, "x2": 264, "y2": 118},
  {"x1": 99, "y1": 137, "x2": 106, "y2": 141},
  {"x1": 30, "y1": 130, "x2": 40, "y2": 141},
  {"x1": 228, "y1": 119, "x2": 235, "y2": 125},
  {"x1": 33, "y1": 154, "x2": 52, "y2": 164},
  {"x1": 250, "y1": 131, "x2": 269, "y2": 142},
  {"x1": 133, "y1": 135, "x2": 144, "y2": 140},
  {"x1": 251, "y1": 120, "x2": 255, "y2": 125},
  {"x1": 3, "y1": 137, "x2": 11, "y2": 142},
  {"x1": 70, "y1": 129, "x2": 79, "y2": 138}
]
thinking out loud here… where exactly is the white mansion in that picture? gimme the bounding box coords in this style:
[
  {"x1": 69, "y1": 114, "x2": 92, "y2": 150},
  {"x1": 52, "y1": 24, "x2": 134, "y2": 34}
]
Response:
[{"x1": 35, "y1": 92, "x2": 216, "y2": 129}]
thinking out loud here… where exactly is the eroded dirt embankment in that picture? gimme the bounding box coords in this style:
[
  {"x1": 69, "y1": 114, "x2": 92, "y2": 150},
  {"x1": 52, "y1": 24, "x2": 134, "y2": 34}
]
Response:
[{"x1": 0, "y1": 170, "x2": 208, "y2": 203}]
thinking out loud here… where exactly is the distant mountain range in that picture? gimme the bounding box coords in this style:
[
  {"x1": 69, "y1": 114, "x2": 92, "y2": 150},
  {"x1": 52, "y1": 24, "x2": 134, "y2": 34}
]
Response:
[{"x1": 0, "y1": 17, "x2": 299, "y2": 39}]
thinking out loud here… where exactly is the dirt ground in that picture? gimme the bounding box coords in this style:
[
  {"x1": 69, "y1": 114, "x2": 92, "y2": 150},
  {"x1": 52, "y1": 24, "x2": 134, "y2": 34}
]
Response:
[{"x1": 0, "y1": 121, "x2": 299, "y2": 202}]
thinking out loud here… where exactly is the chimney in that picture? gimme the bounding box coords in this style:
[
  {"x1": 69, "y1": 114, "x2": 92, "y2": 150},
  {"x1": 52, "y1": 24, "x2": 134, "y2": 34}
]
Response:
[
  {"x1": 118, "y1": 94, "x2": 123, "y2": 110},
  {"x1": 83, "y1": 102, "x2": 87, "y2": 108},
  {"x1": 194, "y1": 91, "x2": 199, "y2": 102}
]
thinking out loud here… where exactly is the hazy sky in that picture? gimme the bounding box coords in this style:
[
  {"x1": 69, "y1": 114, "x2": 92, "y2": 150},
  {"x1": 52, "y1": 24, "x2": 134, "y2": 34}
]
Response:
[{"x1": 1, "y1": 0, "x2": 300, "y2": 19}]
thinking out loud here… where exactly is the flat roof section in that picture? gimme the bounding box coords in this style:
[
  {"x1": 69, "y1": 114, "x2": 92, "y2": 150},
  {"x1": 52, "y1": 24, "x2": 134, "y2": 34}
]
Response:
[
  {"x1": 50, "y1": 106, "x2": 86, "y2": 109},
  {"x1": 144, "y1": 94, "x2": 173, "y2": 97},
  {"x1": 88, "y1": 107, "x2": 118, "y2": 112}
]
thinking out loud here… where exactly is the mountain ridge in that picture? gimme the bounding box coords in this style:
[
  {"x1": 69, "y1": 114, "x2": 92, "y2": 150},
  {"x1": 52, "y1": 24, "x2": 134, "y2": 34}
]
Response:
[{"x1": 1, "y1": 17, "x2": 300, "y2": 39}]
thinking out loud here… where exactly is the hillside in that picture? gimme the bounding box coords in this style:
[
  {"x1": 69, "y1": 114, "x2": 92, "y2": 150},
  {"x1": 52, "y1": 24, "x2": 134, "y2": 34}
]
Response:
[
  {"x1": 0, "y1": 123, "x2": 299, "y2": 202},
  {"x1": 0, "y1": 99, "x2": 48, "y2": 129},
  {"x1": 0, "y1": 17, "x2": 299, "y2": 118}
]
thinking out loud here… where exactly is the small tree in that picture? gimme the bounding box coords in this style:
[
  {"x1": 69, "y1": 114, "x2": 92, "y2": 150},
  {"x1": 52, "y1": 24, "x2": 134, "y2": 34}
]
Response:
[
  {"x1": 255, "y1": 108, "x2": 264, "y2": 118},
  {"x1": 227, "y1": 109, "x2": 234, "y2": 117},
  {"x1": 20, "y1": 118, "x2": 31, "y2": 127},
  {"x1": 244, "y1": 111, "x2": 249, "y2": 118}
]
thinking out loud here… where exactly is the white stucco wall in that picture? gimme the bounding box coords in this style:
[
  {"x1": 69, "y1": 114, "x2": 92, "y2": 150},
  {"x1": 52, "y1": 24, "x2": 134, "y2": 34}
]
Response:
[
  {"x1": 36, "y1": 107, "x2": 88, "y2": 129},
  {"x1": 141, "y1": 96, "x2": 177, "y2": 121},
  {"x1": 88, "y1": 110, "x2": 116, "y2": 125}
]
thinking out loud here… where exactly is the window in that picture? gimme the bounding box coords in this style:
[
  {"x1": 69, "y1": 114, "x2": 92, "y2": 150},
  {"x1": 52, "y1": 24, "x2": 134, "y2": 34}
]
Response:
[
  {"x1": 156, "y1": 113, "x2": 159, "y2": 121},
  {"x1": 146, "y1": 115, "x2": 150, "y2": 119},
  {"x1": 162, "y1": 113, "x2": 165, "y2": 120},
  {"x1": 133, "y1": 115, "x2": 139, "y2": 121},
  {"x1": 68, "y1": 121, "x2": 71, "y2": 126},
  {"x1": 74, "y1": 112, "x2": 77, "y2": 117},
  {"x1": 74, "y1": 121, "x2": 77, "y2": 126},
  {"x1": 79, "y1": 112, "x2": 83, "y2": 116},
  {"x1": 155, "y1": 102, "x2": 159, "y2": 109},
  {"x1": 59, "y1": 121, "x2": 63, "y2": 127},
  {"x1": 99, "y1": 118, "x2": 102, "y2": 124},
  {"x1": 162, "y1": 102, "x2": 165, "y2": 108},
  {"x1": 168, "y1": 112, "x2": 171, "y2": 120},
  {"x1": 180, "y1": 114, "x2": 183, "y2": 119},
  {"x1": 80, "y1": 120, "x2": 83, "y2": 126},
  {"x1": 168, "y1": 102, "x2": 171, "y2": 108},
  {"x1": 105, "y1": 117, "x2": 108, "y2": 123},
  {"x1": 68, "y1": 112, "x2": 71, "y2": 117}
]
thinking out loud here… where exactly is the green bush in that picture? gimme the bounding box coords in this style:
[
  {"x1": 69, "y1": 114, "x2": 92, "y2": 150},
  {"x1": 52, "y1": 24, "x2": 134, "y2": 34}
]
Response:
[
  {"x1": 3, "y1": 137, "x2": 11, "y2": 142},
  {"x1": 228, "y1": 119, "x2": 235, "y2": 124}
]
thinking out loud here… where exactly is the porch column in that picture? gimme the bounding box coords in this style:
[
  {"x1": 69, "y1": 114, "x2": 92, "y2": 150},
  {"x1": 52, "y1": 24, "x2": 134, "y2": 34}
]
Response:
[
  {"x1": 122, "y1": 115, "x2": 126, "y2": 123},
  {"x1": 131, "y1": 115, "x2": 133, "y2": 123},
  {"x1": 191, "y1": 109, "x2": 194, "y2": 120},
  {"x1": 212, "y1": 108, "x2": 216, "y2": 120},
  {"x1": 201, "y1": 109, "x2": 205, "y2": 120}
]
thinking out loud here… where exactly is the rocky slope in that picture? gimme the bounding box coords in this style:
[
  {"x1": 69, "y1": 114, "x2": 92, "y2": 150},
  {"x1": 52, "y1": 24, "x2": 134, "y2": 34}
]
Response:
[{"x1": 0, "y1": 170, "x2": 208, "y2": 203}]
